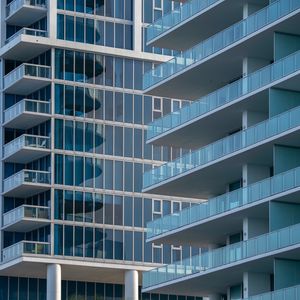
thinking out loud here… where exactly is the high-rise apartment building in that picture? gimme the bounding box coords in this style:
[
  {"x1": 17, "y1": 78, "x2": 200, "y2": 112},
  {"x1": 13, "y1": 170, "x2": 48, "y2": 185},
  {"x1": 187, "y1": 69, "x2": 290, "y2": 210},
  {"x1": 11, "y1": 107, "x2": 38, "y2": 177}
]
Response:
[
  {"x1": 0, "y1": 1, "x2": 202, "y2": 299},
  {"x1": 142, "y1": 0, "x2": 300, "y2": 299}
]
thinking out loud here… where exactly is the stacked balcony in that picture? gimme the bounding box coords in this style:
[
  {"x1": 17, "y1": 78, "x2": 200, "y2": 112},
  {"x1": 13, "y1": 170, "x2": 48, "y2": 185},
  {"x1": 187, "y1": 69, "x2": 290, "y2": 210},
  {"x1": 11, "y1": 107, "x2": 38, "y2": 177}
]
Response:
[
  {"x1": 6, "y1": 0, "x2": 47, "y2": 27},
  {"x1": 3, "y1": 63, "x2": 51, "y2": 95},
  {"x1": 2, "y1": 205, "x2": 50, "y2": 232},
  {"x1": 144, "y1": 0, "x2": 300, "y2": 99},
  {"x1": 2, "y1": 241, "x2": 50, "y2": 263},
  {"x1": 3, "y1": 170, "x2": 51, "y2": 197},
  {"x1": 143, "y1": 0, "x2": 300, "y2": 299},
  {"x1": 3, "y1": 99, "x2": 51, "y2": 129}
]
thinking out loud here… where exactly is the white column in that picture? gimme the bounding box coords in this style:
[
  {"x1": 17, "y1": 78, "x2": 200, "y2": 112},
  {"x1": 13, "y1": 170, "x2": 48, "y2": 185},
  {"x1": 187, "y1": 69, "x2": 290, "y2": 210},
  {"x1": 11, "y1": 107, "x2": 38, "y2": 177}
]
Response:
[
  {"x1": 125, "y1": 270, "x2": 139, "y2": 300},
  {"x1": 47, "y1": 264, "x2": 61, "y2": 300},
  {"x1": 133, "y1": 0, "x2": 142, "y2": 52},
  {"x1": 48, "y1": 0, "x2": 57, "y2": 39}
]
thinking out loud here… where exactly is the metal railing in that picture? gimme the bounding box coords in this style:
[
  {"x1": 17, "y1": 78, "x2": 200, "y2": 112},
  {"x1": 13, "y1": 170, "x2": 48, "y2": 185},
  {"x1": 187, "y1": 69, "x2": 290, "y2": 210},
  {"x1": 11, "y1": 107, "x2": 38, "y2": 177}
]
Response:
[
  {"x1": 3, "y1": 134, "x2": 50, "y2": 158},
  {"x1": 6, "y1": 0, "x2": 47, "y2": 18},
  {"x1": 3, "y1": 99, "x2": 50, "y2": 125},
  {"x1": 5, "y1": 28, "x2": 47, "y2": 44},
  {"x1": 2, "y1": 241, "x2": 50, "y2": 263},
  {"x1": 3, "y1": 63, "x2": 51, "y2": 90},
  {"x1": 144, "y1": 105, "x2": 300, "y2": 189},
  {"x1": 3, "y1": 170, "x2": 51, "y2": 193},
  {"x1": 143, "y1": 223, "x2": 300, "y2": 289},
  {"x1": 3, "y1": 205, "x2": 50, "y2": 227},
  {"x1": 143, "y1": 0, "x2": 300, "y2": 90}
]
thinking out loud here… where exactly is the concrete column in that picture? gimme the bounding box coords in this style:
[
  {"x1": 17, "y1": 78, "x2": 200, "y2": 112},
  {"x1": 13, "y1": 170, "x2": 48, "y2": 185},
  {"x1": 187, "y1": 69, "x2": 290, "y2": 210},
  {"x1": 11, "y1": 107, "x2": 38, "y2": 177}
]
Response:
[
  {"x1": 133, "y1": 0, "x2": 142, "y2": 52},
  {"x1": 242, "y1": 164, "x2": 270, "y2": 187},
  {"x1": 207, "y1": 294, "x2": 222, "y2": 300},
  {"x1": 125, "y1": 270, "x2": 139, "y2": 300},
  {"x1": 47, "y1": 264, "x2": 61, "y2": 300},
  {"x1": 242, "y1": 111, "x2": 267, "y2": 130},
  {"x1": 48, "y1": 0, "x2": 57, "y2": 39},
  {"x1": 0, "y1": 0, "x2": 6, "y2": 47},
  {"x1": 243, "y1": 3, "x2": 265, "y2": 19},
  {"x1": 243, "y1": 272, "x2": 271, "y2": 298},
  {"x1": 243, "y1": 218, "x2": 269, "y2": 241}
]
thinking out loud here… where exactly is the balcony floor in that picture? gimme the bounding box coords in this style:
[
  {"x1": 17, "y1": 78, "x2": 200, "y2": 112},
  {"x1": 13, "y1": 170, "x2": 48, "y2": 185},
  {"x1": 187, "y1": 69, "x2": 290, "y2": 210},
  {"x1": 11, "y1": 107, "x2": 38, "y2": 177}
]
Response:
[
  {"x1": 4, "y1": 77, "x2": 51, "y2": 95},
  {"x1": 6, "y1": 6, "x2": 47, "y2": 27},
  {"x1": 3, "y1": 183, "x2": 50, "y2": 198},
  {"x1": 3, "y1": 112, "x2": 51, "y2": 130},
  {"x1": 3, "y1": 147, "x2": 50, "y2": 164},
  {"x1": 2, "y1": 218, "x2": 50, "y2": 233}
]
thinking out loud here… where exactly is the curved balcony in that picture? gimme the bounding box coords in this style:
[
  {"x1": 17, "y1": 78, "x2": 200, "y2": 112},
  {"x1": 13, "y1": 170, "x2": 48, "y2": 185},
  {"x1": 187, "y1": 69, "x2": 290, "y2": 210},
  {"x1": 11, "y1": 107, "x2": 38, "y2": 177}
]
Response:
[
  {"x1": 146, "y1": 50, "x2": 300, "y2": 146},
  {"x1": 3, "y1": 99, "x2": 51, "y2": 130},
  {"x1": 143, "y1": 105, "x2": 300, "y2": 197},
  {"x1": 144, "y1": 0, "x2": 300, "y2": 98},
  {"x1": 143, "y1": 223, "x2": 300, "y2": 294},
  {"x1": 6, "y1": 0, "x2": 47, "y2": 27},
  {"x1": 3, "y1": 63, "x2": 51, "y2": 95},
  {"x1": 147, "y1": 166, "x2": 300, "y2": 245},
  {"x1": 3, "y1": 134, "x2": 50, "y2": 164},
  {"x1": 3, "y1": 170, "x2": 51, "y2": 197},
  {"x1": 146, "y1": 0, "x2": 245, "y2": 50},
  {"x1": 2, "y1": 241, "x2": 50, "y2": 263},
  {"x1": 2, "y1": 205, "x2": 50, "y2": 232},
  {"x1": 2, "y1": 28, "x2": 50, "y2": 61}
]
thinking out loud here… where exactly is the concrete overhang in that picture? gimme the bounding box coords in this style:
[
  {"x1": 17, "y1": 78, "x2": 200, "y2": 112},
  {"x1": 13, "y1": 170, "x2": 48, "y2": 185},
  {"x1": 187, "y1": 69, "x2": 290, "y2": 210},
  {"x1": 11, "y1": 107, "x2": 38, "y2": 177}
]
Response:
[
  {"x1": 0, "y1": 256, "x2": 161, "y2": 285},
  {"x1": 2, "y1": 218, "x2": 50, "y2": 233},
  {"x1": 0, "y1": 35, "x2": 51, "y2": 61},
  {"x1": 3, "y1": 182, "x2": 50, "y2": 198},
  {"x1": 143, "y1": 126, "x2": 300, "y2": 198},
  {"x1": 6, "y1": 5, "x2": 47, "y2": 27},
  {"x1": 144, "y1": 9, "x2": 300, "y2": 99}
]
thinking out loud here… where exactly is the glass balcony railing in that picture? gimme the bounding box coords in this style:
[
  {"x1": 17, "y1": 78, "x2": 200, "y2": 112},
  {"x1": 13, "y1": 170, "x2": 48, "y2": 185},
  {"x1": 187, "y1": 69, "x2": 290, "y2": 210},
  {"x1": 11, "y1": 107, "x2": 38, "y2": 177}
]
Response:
[
  {"x1": 3, "y1": 99, "x2": 50, "y2": 125},
  {"x1": 3, "y1": 134, "x2": 50, "y2": 158},
  {"x1": 147, "y1": 49, "x2": 300, "y2": 141},
  {"x1": 3, "y1": 205, "x2": 50, "y2": 227},
  {"x1": 2, "y1": 241, "x2": 50, "y2": 263},
  {"x1": 6, "y1": 0, "x2": 47, "y2": 18},
  {"x1": 147, "y1": 166, "x2": 300, "y2": 239},
  {"x1": 3, "y1": 63, "x2": 51, "y2": 90},
  {"x1": 143, "y1": 223, "x2": 300, "y2": 289},
  {"x1": 143, "y1": 0, "x2": 300, "y2": 90},
  {"x1": 5, "y1": 28, "x2": 48, "y2": 44},
  {"x1": 3, "y1": 170, "x2": 51, "y2": 194},
  {"x1": 242, "y1": 284, "x2": 300, "y2": 300},
  {"x1": 146, "y1": 0, "x2": 220, "y2": 43},
  {"x1": 144, "y1": 105, "x2": 300, "y2": 189}
]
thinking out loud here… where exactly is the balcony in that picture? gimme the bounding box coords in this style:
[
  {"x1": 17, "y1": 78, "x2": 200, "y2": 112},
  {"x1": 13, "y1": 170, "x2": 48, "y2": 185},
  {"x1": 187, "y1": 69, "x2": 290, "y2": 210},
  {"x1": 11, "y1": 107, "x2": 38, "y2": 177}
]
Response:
[
  {"x1": 143, "y1": 223, "x2": 300, "y2": 294},
  {"x1": 3, "y1": 134, "x2": 50, "y2": 164},
  {"x1": 6, "y1": 0, "x2": 47, "y2": 27},
  {"x1": 146, "y1": 50, "x2": 300, "y2": 147},
  {"x1": 3, "y1": 170, "x2": 51, "y2": 197},
  {"x1": 3, "y1": 99, "x2": 51, "y2": 130},
  {"x1": 144, "y1": 0, "x2": 300, "y2": 98},
  {"x1": 2, "y1": 28, "x2": 50, "y2": 61},
  {"x1": 147, "y1": 166, "x2": 300, "y2": 245},
  {"x1": 2, "y1": 205, "x2": 50, "y2": 232},
  {"x1": 146, "y1": 0, "x2": 245, "y2": 50},
  {"x1": 243, "y1": 284, "x2": 300, "y2": 300},
  {"x1": 2, "y1": 241, "x2": 50, "y2": 263},
  {"x1": 143, "y1": 105, "x2": 300, "y2": 198},
  {"x1": 3, "y1": 63, "x2": 51, "y2": 95}
]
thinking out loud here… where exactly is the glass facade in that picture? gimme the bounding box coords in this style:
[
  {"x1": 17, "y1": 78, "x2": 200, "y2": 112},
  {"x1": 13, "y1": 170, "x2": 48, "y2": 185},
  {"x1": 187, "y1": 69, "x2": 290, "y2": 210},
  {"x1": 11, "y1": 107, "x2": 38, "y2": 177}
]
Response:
[{"x1": 0, "y1": 0, "x2": 196, "y2": 298}]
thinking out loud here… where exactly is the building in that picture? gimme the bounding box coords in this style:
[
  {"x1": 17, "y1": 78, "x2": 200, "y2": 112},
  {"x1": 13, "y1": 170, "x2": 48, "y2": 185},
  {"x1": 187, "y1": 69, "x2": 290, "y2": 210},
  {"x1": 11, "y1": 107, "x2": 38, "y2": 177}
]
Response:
[
  {"x1": 0, "y1": 1, "x2": 202, "y2": 299},
  {"x1": 142, "y1": 0, "x2": 300, "y2": 299}
]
